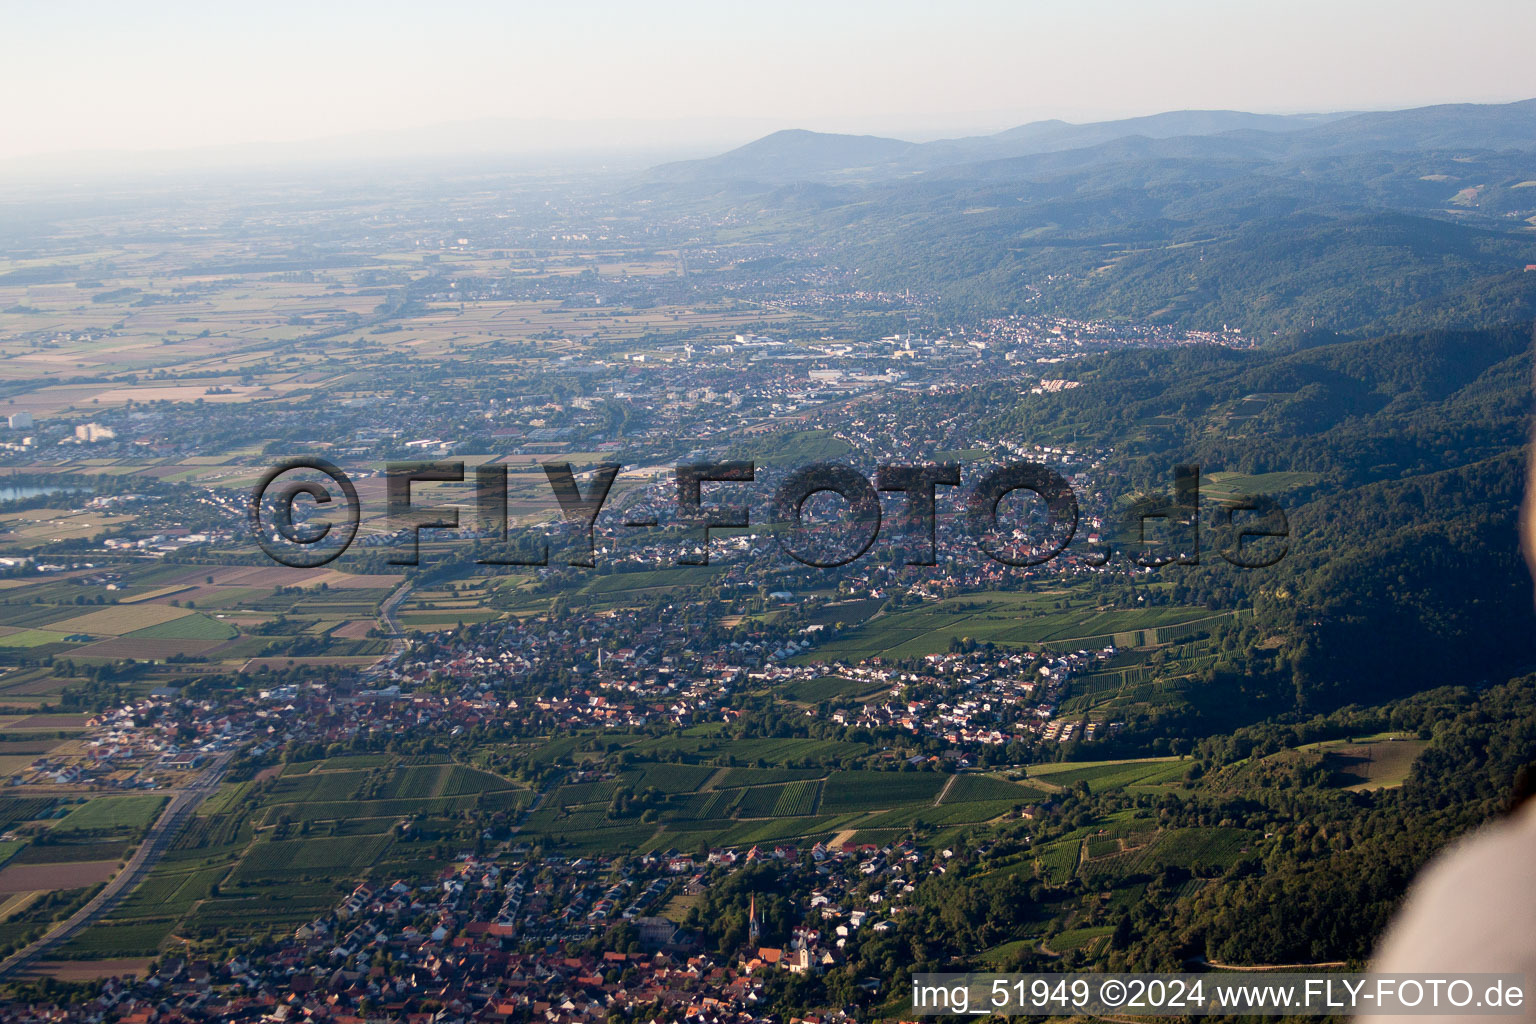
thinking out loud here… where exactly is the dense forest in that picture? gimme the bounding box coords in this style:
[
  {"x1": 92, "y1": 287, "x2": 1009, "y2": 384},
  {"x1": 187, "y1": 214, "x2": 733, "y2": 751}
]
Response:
[{"x1": 974, "y1": 324, "x2": 1536, "y2": 713}]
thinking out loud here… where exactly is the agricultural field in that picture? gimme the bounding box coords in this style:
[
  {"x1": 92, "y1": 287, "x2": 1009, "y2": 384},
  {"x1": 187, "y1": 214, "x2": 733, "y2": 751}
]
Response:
[
  {"x1": 0, "y1": 785, "x2": 182, "y2": 959},
  {"x1": 796, "y1": 587, "x2": 1233, "y2": 663},
  {"x1": 1025, "y1": 757, "x2": 1189, "y2": 794},
  {"x1": 58, "y1": 755, "x2": 531, "y2": 958},
  {"x1": 0, "y1": 559, "x2": 400, "y2": 705},
  {"x1": 1202, "y1": 732, "x2": 1429, "y2": 797},
  {"x1": 53, "y1": 795, "x2": 166, "y2": 833},
  {"x1": 777, "y1": 674, "x2": 887, "y2": 704},
  {"x1": 0, "y1": 716, "x2": 87, "y2": 784},
  {"x1": 939, "y1": 773, "x2": 1051, "y2": 804},
  {"x1": 515, "y1": 757, "x2": 1035, "y2": 855},
  {"x1": 1202, "y1": 470, "x2": 1322, "y2": 501}
]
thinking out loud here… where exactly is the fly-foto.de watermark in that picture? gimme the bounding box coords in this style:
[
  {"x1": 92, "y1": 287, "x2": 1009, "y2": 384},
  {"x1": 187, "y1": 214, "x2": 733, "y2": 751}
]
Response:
[{"x1": 249, "y1": 458, "x2": 1289, "y2": 571}]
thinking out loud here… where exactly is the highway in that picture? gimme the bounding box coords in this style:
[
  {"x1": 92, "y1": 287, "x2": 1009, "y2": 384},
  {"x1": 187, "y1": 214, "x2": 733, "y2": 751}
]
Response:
[{"x1": 0, "y1": 752, "x2": 232, "y2": 979}]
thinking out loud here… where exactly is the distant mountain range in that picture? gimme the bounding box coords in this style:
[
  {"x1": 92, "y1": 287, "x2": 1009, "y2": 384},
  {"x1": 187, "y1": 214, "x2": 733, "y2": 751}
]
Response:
[
  {"x1": 648, "y1": 100, "x2": 1536, "y2": 185},
  {"x1": 9, "y1": 100, "x2": 1532, "y2": 187}
]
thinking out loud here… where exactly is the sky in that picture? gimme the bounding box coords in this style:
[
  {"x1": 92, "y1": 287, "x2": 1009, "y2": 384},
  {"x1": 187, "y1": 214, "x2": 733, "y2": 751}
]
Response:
[{"x1": 6, "y1": 0, "x2": 1535, "y2": 163}]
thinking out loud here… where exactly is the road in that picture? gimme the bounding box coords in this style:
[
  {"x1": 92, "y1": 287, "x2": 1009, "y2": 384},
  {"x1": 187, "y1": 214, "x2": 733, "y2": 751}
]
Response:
[
  {"x1": 379, "y1": 580, "x2": 411, "y2": 634},
  {"x1": 0, "y1": 752, "x2": 232, "y2": 979},
  {"x1": 369, "y1": 581, "x2": 414, "y2": 674}
]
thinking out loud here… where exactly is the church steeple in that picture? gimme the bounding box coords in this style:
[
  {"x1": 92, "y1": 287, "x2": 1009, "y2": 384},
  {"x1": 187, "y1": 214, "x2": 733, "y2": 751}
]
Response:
[{"x1": 748, "y1": 894, "x2": 760, "y2": 946}]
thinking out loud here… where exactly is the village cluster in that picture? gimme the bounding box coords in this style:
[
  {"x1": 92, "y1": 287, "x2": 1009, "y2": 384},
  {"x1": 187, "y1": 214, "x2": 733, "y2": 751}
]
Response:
[{"x1": 16, "y1": 833, "x2": 961, "y2": 1024}]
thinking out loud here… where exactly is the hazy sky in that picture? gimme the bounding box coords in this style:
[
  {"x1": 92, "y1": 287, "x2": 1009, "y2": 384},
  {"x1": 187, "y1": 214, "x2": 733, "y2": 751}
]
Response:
[{"x1": 7, "y1": 0, "x2": 1535, "y2": 161}]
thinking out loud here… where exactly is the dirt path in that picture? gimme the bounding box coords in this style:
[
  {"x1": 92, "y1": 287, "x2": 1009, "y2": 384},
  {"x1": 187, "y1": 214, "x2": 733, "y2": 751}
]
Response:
[
  {"x1": 934, "y1": 774, "x2": 958, "y2": 806},
  {"x1": 1198, "y1": 958, "x2": 1349, "y2": 971},
  {"x1": 699, "y1": 767, "x2": 732, "y2": 792}
]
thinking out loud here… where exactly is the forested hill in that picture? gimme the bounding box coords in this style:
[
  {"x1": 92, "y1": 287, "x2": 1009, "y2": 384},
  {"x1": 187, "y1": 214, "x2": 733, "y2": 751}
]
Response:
[
  {"x1": 845, "y1": 321, "x2": 1536, "y2": 976},
  {"x1": 637, "y1": 100, "x2": 1536, "y2": 335},
  {"x1": 697, "y1": 174, "x2": 1536, "y2": 335},
  {"x1": 974, "y1": 323, "x2": 1536, "y2": 714}
]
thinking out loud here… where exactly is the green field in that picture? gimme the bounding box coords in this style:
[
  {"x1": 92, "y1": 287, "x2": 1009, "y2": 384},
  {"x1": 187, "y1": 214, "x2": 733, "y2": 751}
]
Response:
[
  {"x1": 712, "y1": 767, "x2": 825, "y2": 787},
  {"x1": 1136, "y1": 827, "x2": 1259, "y2": 873},
  {"x1": 54, "y1": 795, "x2": 166, "y2": 833},
  {"x1": 126, "y1": 613, "x2": 238, "y2": 641},
  {"x1": 821, "y1": 771, "x2": 947, "y2": 811},
  {"x1": 1203, "y1": 470, "x2": 1321, "y2": 499},
  {"x1": 0, "y1": 630, "x2": 73, "y2": 649},
  {"x1": 1313, "y1": 737, "x2": 1427, "y2": 790},
  {"x1": 779, "y1": 674, "x2": 886, "y2": 703},
  {"x1": 797, "y1": 590, "x2": 1230, "y2": 662},
  {"x1": 1027, "y1": 757, "x2": 1187, "y2": 792},
  {"x1": 941, "y1": 773, "x2": 1050, "y2": 804}
]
